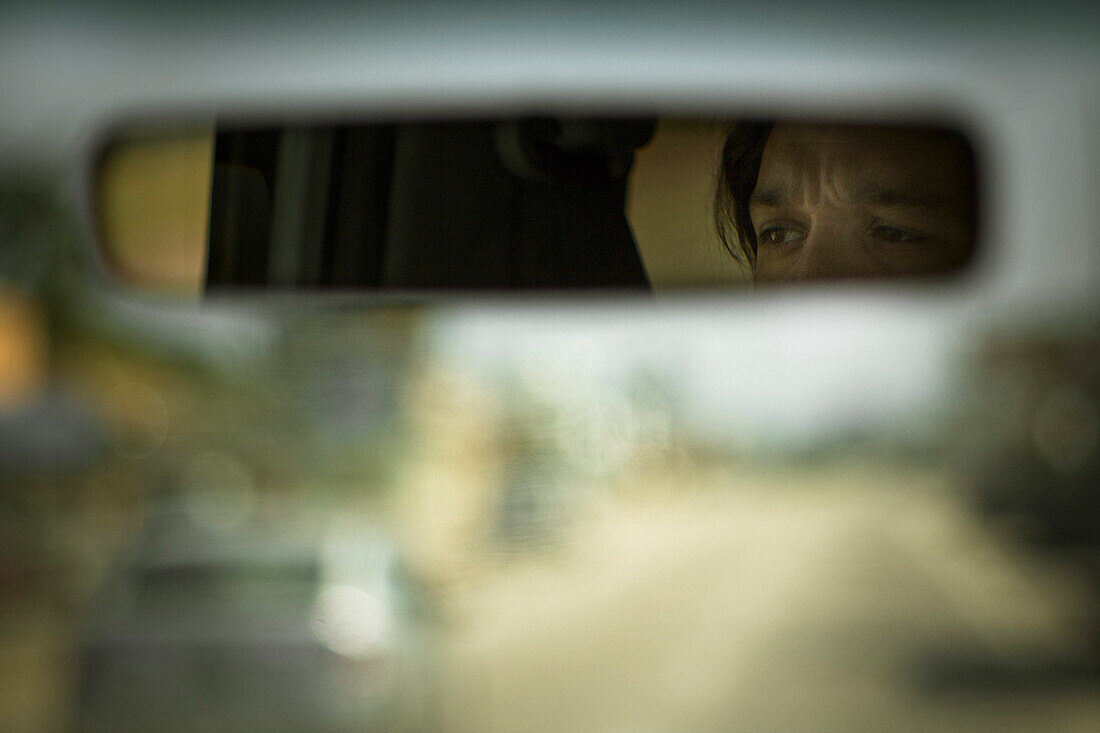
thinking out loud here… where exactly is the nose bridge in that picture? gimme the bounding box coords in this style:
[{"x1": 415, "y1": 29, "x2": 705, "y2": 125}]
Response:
[
  {"x1": 789, "y1": 168, "x2": 854, "y2": 279},
  {"x1": 794, "y1": 218, "x2": 850, "y2": 279},
  {"x1": 795, "y1": 229, "x2": 831, "y2": 278}
]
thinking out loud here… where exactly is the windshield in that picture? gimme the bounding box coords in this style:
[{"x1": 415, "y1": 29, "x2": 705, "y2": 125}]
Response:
[{"x1": 5, "y1": 283, "x2": 1097, "y2": 731}]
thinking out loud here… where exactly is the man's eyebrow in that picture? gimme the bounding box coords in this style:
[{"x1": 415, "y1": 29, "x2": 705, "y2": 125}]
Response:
[
  {"x1": 748, "y1": 186, "x2": 790, "y2": 207},
  {"x1": 857, "y1": 187, "x2": 968, "y2": 212},
  {"x1": 749, "y1": 184, "x2": 972, "y2": 212}
]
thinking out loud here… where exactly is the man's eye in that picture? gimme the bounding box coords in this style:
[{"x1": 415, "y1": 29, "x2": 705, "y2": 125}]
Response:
[
  {"x1": 759, "y1": 227, "x2": 803, "y2": 246},
  {"x1": 871, "y1": 226, "x2": 920, "y2": 244}
]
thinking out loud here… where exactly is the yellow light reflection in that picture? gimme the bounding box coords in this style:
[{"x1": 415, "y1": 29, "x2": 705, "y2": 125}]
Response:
[{"x1": 97, "y1": 133, "x2": 213, "y2": 295}]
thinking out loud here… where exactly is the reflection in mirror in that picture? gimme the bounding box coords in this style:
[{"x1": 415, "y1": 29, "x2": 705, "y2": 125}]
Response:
[
  {"x1": 94, "y1": 116, "x2": 979, "y2": 296},
  {"x1": 95, "y1": 131, "x2": 214, "y2": 294},
  {"x1": 716, "y1": 121, "x2": 978, "y2": 283}
]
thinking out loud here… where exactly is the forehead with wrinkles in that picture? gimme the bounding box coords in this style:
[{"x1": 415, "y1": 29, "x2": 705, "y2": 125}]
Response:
[{"x1": 755, "y1": 123, "x2": 973, "y2": 206}]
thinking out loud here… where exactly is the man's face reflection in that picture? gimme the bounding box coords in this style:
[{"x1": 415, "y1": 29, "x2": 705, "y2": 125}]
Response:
[{"x1": 749, "y1": 123, "x2": 976, "y2": 282}]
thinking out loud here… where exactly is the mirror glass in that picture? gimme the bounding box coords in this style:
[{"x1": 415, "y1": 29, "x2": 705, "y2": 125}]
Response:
[{"x1": 94, "y1": 115, "x2": 979, "y2": 296}]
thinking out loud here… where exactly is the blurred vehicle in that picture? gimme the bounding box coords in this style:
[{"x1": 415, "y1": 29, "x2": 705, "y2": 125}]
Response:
[{"x1": 74, "y1": 502, "x2": 435, "y2": 733}]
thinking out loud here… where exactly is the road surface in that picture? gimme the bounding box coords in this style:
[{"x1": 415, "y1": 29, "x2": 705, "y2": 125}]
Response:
[{"x1": 436, "y1": 468, "x2": 1100, "y2": 733}]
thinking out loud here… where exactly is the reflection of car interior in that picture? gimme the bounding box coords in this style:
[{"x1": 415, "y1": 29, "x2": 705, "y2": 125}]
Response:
[{"x1": 207, "y1": 118, "x2": 656, "y2": 290}]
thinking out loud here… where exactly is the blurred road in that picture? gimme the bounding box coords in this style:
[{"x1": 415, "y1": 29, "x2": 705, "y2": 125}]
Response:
[
  {"x1": 437, "y1": 467, "x2": 1100, "y2": 733},
  {"x1": 4, "y1": 465, "x2": 1099, "y2": 732}
]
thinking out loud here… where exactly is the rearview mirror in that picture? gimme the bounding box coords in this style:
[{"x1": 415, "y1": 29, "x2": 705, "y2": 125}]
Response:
[{"x1": 93, "y1": 114, "x2": 980, "y2": 296}]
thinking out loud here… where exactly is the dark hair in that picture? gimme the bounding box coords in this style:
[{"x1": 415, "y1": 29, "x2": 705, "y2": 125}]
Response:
[{"x1": 714, "y1": 121, "x2": 774, "y2": 267}]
